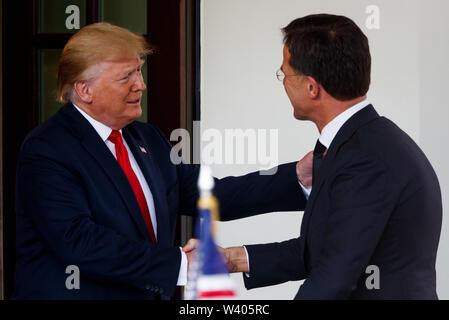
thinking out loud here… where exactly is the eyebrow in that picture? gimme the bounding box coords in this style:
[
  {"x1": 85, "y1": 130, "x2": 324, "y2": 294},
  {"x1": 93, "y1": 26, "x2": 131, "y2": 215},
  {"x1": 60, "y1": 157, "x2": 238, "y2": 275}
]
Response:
[{"x1": 120, "y1": 61, "x2": 145, "y2": 77}]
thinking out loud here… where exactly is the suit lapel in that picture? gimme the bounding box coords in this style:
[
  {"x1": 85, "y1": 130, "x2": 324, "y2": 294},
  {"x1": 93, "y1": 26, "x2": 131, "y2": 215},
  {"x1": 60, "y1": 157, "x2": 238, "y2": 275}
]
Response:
[
  {"x1": 300, "y1": 105, "x2": 380, "y2": 239},
  {"x1": 123, "y1": 125, "x2": 171, "y2": 246},
  {"x1": 60, "y1": 104, "x2": 152, "y2": 241}
]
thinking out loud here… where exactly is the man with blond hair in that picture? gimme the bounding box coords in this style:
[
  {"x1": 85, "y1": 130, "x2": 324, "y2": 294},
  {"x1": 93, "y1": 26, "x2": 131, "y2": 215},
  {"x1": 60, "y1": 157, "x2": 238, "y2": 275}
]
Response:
[{"x1": 14, "y1": 23, "x2": 310, "y2": 299}]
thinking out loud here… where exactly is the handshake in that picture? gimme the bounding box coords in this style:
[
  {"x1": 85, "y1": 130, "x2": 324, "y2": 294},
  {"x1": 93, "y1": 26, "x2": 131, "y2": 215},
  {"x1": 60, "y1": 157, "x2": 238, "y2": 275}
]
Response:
[
  {"x1": 183, "y1": 238, "x2": 250, "y2": 273},
  {"x1": 182, "y1": 151, "x2": 314, "y2": 274}
]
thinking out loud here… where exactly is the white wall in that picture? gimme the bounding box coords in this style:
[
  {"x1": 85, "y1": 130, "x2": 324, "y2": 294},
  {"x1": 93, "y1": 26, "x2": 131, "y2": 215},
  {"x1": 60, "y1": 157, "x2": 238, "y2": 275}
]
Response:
[
  {"x1": 200, "y1": 0, "x2": 449, "y2": 299},
  {"x1": 419, "y1": 0, "x2": 449, "y2": 299}
]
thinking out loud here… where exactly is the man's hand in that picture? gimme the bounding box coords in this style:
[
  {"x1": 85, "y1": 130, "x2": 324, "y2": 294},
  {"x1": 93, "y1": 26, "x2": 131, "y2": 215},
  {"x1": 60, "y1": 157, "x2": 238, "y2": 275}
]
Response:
[
  {"x1": 223, "y1": 246, "x2": 249, "y2": 273},
  {"x1": 296, "y1": 151, "x2": 314, "y2": 187},
  {"x1": 182, "y1": 238, "x2": 199, "y2": 273}
]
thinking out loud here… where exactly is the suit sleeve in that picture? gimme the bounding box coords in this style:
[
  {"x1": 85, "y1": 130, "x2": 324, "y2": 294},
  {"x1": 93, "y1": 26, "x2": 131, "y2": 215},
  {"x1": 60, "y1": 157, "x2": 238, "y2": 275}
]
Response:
[
  {"x1": 151, "y1": 124, "x2": 307, "y2": 219},
  {"x1": 175, "y1": 162, "x2": 307, "y2": 221},
  {"x1": 295, "y1": 153, "x2": 394, "y2": 299},
  {"x1": 16, "y1": 138, "x2": 181, "y2": 298},
  {"x1": 215, "y1": 162, "x2": 307, "y2": 221},
  {"x1": 243, "y1": 238, "x2": 306, "y2": 289}
]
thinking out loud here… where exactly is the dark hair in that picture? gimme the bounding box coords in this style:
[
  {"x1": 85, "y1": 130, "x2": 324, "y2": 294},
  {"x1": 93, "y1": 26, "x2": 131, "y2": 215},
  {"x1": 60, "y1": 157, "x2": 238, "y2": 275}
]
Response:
[{"x1": 282, "y1": 14, "x2": 371, "y2": 101}]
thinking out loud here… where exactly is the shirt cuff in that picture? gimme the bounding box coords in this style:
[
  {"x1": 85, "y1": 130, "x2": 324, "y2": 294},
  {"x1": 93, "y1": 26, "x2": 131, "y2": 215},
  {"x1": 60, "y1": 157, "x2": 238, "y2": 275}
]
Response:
[
  {"x1": 177, "y1": 247, "x2": 188, "y2": 286},
  {"x1": 298, "y1": 181, "x2": 312, "y2": 200},
  {"x1": 243, "y1": 246, "x2": 250, "y2": 278}
]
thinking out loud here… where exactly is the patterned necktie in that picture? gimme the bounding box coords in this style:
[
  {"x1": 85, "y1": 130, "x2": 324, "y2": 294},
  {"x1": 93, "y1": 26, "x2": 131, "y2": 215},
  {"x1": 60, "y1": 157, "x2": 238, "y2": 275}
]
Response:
[
  {"x1": 312, "y1": 139, "x2": 327, "y2": 187},
  {"x1": 108, "y1": 130, "x2": 156, "y2": 243}
]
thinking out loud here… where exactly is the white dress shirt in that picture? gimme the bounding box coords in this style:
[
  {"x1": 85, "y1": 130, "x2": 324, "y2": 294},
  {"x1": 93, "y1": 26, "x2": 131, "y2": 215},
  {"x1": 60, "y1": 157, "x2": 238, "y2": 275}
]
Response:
[{"x1": 73, "y1": 104, "x2": 187, "y2": 286}]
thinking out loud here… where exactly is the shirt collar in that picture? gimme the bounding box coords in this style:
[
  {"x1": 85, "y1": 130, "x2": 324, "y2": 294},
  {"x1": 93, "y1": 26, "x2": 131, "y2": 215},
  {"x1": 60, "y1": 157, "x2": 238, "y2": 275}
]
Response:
[
  {"x1": 319, "y1": 99, "x2": 370, "y2": 149},
  {"x1": 72, "y1": 103, "x2": 121, "y2": 142}
]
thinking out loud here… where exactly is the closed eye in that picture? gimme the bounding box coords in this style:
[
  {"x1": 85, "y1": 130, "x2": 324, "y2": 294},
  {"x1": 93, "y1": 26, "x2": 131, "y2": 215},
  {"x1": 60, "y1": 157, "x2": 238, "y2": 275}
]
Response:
[{"x1": 120, "y1": 72, "x2": 132, "y2": 81}]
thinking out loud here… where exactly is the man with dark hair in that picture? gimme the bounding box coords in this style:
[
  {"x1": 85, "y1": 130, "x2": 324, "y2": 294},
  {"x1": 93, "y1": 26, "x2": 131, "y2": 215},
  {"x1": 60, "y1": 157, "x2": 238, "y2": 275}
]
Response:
[{"x1": 224, "y1": 14, "x2": 442, "y2": 299}]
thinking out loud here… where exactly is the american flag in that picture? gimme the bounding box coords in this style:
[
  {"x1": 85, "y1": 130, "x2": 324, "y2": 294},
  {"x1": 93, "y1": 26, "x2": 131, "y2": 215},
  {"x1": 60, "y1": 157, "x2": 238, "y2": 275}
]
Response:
[{"x1": 185, "y1": 207, "x2": 235, "y2": 300}]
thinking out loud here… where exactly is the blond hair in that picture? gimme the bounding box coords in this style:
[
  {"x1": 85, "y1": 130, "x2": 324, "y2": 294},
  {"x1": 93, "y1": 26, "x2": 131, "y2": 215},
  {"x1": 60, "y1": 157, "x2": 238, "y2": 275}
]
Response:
[{"x1": 56, "y1": 22, "x2": 153, "y2": 103}]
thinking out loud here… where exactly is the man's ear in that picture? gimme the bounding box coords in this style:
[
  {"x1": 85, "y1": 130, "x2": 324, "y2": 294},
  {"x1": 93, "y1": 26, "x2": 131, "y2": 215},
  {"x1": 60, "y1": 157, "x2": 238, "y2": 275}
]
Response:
[
  {"x1": 73, "y1": 81, "x2": 93, "y2": 104},
  {"x1": 306, "y1": 76, "x2": 320, "y2": 99}
]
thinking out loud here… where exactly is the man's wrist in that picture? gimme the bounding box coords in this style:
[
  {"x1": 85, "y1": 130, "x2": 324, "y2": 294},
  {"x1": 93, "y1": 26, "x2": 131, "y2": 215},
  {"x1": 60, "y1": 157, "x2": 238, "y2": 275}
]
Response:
[{"x1": 227, "y1": 246, "x2": 249, "y2": 273}]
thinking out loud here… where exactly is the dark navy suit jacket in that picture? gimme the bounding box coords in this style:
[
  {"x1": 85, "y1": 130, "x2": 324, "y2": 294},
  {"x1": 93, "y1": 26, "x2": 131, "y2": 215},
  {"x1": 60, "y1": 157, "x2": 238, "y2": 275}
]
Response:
[
  {"x1": 14, "y1": 103, "x2": 306, "y2": 299},
  {"x1": 244, "y1": 105, "x2": 442, "y2": 299}
]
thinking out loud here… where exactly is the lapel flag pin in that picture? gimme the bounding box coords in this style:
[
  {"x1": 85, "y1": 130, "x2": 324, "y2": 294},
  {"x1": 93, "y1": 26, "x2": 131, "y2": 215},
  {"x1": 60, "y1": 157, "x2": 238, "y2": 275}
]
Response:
[{"x1": 139, "y1": 146, "x2": 147, "y2": 154}]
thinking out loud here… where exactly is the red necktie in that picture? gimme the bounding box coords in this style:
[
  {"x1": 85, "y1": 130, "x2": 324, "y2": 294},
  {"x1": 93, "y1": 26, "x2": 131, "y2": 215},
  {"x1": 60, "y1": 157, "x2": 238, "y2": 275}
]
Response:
[{"x1": 108, "y1": 130, "x2": 157, "y2": 243}]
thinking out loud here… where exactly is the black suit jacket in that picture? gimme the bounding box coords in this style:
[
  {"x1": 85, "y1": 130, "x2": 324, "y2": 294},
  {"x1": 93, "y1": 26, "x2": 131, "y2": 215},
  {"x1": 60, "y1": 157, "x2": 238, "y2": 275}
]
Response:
[
  {"x1": 14, "y1": 103, "x2": 306, "y2": 299},
  {"x1": 244, "y1": 105, "x2": 442, "y2": 299}
]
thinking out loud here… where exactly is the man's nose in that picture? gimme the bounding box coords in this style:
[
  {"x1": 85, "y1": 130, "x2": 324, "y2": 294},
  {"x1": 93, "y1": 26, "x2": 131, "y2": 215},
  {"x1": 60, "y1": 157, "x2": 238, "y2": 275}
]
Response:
[{"x1": 132, "y1": 73, "x2": 146, "y2": 91}]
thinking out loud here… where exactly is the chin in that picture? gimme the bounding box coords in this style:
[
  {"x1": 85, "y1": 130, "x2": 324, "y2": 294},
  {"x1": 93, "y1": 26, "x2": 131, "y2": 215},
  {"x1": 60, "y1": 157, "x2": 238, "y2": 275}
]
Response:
[
  {"x1": 293, "y1": 111, "x2": 307, "y2": 121},
  {"x1": 132, "y1": 105, "x2": 143, "y2": 119},
  {"x1": 123, "y1": 110, "x2": 142, "y2": 125}
]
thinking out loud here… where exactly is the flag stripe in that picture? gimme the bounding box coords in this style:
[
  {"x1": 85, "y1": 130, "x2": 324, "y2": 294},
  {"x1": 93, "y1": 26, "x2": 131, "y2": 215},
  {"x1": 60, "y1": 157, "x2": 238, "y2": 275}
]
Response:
[{"x1": 199, "y1": 290, "x2": 235, "y2": 298}]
